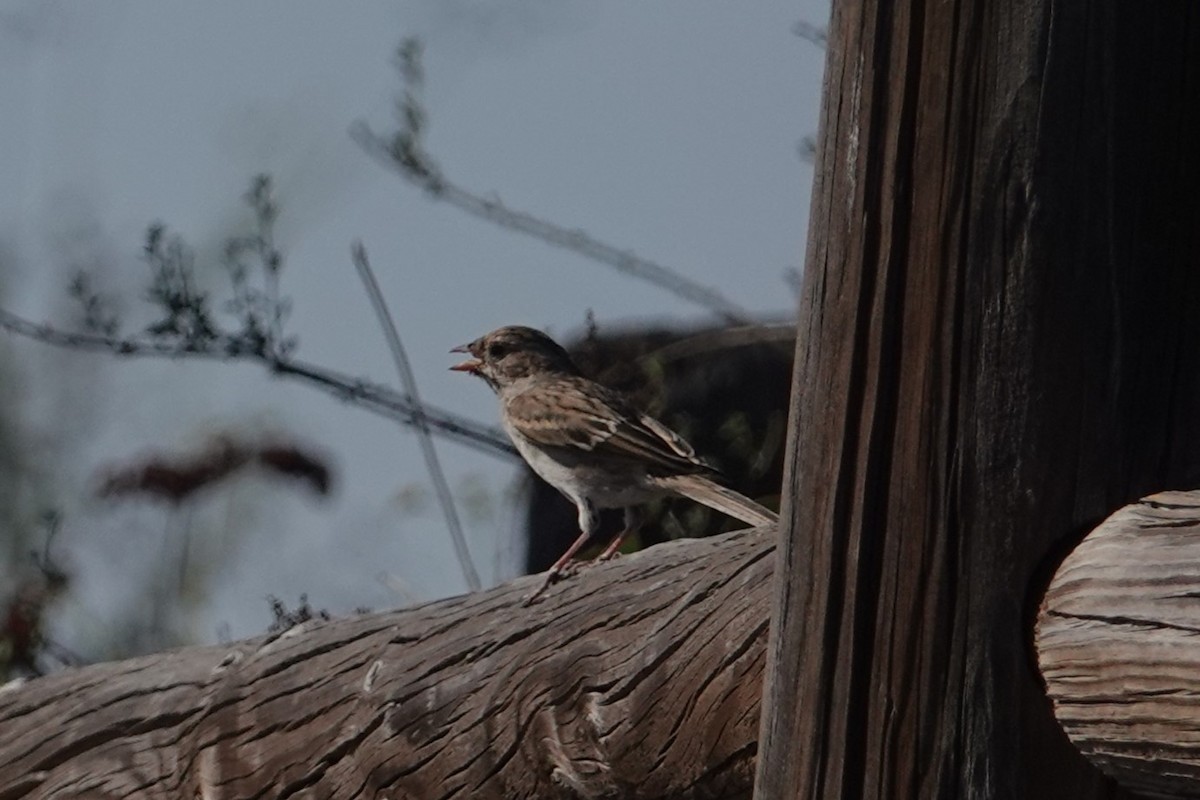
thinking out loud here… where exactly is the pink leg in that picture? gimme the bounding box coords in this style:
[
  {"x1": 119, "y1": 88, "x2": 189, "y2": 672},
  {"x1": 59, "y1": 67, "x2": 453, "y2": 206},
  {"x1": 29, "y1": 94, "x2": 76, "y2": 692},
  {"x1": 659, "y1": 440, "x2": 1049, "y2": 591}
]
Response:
[
  {"x1": 524, "y1": 499, "x2": 598, "y2": 606},
  {"x1": 598, "y1": 506, "x2": 642, "y2": 561}
]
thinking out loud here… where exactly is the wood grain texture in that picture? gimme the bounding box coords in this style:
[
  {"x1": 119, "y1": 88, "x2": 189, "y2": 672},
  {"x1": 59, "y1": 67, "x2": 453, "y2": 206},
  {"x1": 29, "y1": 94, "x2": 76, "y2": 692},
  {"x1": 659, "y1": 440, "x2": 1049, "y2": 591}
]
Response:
[
  {"x1": 0, "y1": 527, "x2": 772, "y2": 800},
  {"x1": 1038, "y1": 491, "x2": 1200, "y2": 800},
  {"x1": 755, "y1": 0, "x2": 1200, "y2": 798}
]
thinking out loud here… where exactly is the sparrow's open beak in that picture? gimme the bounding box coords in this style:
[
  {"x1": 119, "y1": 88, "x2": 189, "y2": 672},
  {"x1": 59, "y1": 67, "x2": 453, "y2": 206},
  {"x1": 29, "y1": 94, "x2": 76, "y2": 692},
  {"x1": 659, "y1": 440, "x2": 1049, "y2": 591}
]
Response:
[{"x1": 449, "y1": 344, "x2": 482, "y2": 374}]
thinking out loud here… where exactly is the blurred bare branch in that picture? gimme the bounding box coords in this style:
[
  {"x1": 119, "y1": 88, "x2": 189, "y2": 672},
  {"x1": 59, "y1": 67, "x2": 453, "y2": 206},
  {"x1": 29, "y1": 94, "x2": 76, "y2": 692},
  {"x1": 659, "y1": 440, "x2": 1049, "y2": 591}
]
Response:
[
  {"x1": 2, "y1": 513, "x2": 73, "y2": 679},
  {"x1": 796, "y1": 134, "x2": 817, "y2": 165},
  {"x1": 266, "y1": 593, "x2": 330, "y2": 634},
  {"x1": 0, "y1": 174, "x2": 516, "y2": 461},
  {"x1": 351, "y1": 37, "x2": 752, "y2": 326},
  {"x1": 792, "y1": 20, "x2": 828, "y2": 48},
  {"x1": 0, "y1": 304, "x2": 515, "y2": 458},
  {"x1": 352, "y1": 241, "x2": 482, "y2": 591},
  {"x1": 66, "y1": 271, "x2": 119, "y2": 335}
]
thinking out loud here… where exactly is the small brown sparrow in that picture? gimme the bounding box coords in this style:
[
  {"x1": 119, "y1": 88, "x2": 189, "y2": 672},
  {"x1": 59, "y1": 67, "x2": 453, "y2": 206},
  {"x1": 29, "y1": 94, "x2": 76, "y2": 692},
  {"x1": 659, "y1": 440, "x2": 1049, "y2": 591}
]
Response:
[{"x1": 451, "y1": 325, "x2": 778, "y2": 603}]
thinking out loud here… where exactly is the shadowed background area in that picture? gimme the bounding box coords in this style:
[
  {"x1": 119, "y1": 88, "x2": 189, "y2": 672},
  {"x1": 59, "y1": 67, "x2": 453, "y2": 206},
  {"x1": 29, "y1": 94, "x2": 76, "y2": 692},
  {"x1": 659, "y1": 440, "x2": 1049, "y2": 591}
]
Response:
[{"x1": 524, "y1": 324, "x2": 792, "y2": 573}]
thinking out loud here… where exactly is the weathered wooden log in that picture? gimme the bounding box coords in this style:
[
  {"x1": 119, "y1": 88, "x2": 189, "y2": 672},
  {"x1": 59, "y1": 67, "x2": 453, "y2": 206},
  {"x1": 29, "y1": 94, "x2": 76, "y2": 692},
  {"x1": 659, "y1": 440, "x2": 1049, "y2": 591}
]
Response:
[
  {"x1": 0, "y1": 527, "x2": 771, "y2": 800},
  {"x1": 1037, "y1": 491, "x2": 1200, "y2": 800}
]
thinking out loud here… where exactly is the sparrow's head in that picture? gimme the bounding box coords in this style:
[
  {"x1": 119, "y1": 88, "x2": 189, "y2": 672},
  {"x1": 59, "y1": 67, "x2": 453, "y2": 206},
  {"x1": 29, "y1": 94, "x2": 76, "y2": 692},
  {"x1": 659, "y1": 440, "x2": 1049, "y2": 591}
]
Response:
[{"x1": 450, "y1": 325, "x2": 580, "y2": 390}]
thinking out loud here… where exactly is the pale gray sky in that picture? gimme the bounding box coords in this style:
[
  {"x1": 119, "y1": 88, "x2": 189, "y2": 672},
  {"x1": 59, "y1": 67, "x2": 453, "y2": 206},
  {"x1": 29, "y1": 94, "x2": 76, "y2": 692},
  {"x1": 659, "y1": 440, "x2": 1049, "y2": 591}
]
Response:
[{"x1": 0, "y1": 0, "x2": 826, "y2": 650}]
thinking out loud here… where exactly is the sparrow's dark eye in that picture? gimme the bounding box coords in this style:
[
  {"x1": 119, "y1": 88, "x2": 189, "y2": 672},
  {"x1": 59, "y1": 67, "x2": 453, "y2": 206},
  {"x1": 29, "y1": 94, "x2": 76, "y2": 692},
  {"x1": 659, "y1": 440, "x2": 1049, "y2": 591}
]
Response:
[{"x1": 487, "y1": 342, "x2": 508, "y2": 360}]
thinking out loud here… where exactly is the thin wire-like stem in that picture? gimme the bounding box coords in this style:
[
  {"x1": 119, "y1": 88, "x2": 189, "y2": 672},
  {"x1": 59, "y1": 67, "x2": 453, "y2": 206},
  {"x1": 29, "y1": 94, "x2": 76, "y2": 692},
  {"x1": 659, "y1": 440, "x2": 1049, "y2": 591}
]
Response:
[
  {"x1": 351, "y1": 241, "x2": 482, "y2": 591},
  {"x1": 177, "y1": 504, "x2": 196, "y2": 594},
  {"x1": 0, "y1": 304, "x2": 516, "y2": 459}
]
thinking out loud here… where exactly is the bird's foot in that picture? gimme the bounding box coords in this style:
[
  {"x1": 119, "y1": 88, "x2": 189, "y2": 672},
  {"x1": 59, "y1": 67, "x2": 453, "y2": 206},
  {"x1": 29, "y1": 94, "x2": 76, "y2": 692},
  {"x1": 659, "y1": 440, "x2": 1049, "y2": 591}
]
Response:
[{"x1": 523, "y1": 567, "x2": 569, "y2": 606}]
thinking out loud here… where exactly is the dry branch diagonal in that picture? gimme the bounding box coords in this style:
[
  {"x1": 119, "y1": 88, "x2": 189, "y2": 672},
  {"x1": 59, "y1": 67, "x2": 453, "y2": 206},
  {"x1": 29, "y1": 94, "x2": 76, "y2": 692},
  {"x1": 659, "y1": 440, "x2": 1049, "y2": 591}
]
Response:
[
  {"x1": 351, "y1": 241, "x2": 482, "y2": 591},
  {"x1": 351, "y1": 124, "x2": 753, "y2": 327},
  {"x1": 0, "y1": 304, "x2": 516, "y2": 460}
]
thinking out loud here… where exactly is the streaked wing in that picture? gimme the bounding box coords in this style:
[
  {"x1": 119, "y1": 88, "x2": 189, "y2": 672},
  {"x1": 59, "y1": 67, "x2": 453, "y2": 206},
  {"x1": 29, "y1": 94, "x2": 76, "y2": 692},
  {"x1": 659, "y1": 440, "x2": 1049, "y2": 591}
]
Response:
[{"x1": 505, "y1": 377, "x2": 709, "y2": 475}]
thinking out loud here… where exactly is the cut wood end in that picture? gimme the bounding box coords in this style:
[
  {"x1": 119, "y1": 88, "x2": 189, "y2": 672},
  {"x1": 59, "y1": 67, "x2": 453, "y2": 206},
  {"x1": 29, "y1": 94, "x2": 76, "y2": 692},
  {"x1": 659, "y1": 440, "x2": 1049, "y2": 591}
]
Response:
[{"x1": 1036, "y1": 488, "x2": 1200, "y2": 799}]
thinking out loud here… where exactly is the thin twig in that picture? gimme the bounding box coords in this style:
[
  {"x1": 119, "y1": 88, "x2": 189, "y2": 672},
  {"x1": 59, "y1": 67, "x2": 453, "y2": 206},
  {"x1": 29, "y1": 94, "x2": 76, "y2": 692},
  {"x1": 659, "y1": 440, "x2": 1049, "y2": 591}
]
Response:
[
  {"x1": 177, "y1": 504, "x2": 196, "y2": 594},
  {"x1": 0, "y1": 304, "x2": 516, "y2": 459},
  {"x1": 351, "y1": 241, "x2": 482, "y2": 591},
  {"x1": 351, "y1": 124, "x2": 753, "y2": 326},
  {"x1": 791, "y1": 20, "x2": 828, "y2": 48}
]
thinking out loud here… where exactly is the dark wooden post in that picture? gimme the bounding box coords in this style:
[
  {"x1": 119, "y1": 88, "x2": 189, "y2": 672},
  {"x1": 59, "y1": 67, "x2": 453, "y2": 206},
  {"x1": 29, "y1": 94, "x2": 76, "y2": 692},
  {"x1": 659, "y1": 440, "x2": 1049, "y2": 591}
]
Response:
[{"x1": 756, "y1": 1, "x2": 1200, "y2": 798}]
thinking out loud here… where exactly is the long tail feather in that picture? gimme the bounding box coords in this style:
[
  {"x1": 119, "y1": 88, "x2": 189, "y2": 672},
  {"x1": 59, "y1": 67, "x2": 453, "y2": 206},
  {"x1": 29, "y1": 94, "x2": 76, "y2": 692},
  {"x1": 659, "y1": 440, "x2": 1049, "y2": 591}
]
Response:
[{"x1": 655, "y1": 475, "x2": 778, "y2": 527}]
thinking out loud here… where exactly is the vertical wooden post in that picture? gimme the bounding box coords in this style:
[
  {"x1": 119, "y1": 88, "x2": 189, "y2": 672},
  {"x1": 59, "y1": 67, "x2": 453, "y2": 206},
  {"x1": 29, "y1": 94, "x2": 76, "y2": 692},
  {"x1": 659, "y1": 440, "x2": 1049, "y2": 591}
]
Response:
[{"x1": 755, "y1": 1, "x2": 1200, "y2": 798}]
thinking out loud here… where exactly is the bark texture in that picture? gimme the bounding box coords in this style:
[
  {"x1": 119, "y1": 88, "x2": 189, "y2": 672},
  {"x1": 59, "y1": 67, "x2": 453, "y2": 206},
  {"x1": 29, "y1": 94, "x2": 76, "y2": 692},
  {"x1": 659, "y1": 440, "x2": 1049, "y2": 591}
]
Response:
[
  {"x1": 756, "y1": 0, "x2": 1200, "y2": 799},
  {"x1": 0, "y1": 527, "x2": 771, "y2": 800},
  {"x1": 1038, "y1": 491, "x2": 1200, "y2": 800}
]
